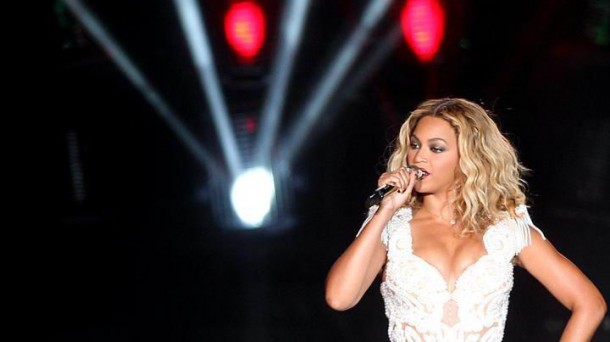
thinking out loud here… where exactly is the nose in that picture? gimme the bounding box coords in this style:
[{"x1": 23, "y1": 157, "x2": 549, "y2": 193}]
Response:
[{"x1": 413, "y1": 148, "x2": 429, "y2": 164}]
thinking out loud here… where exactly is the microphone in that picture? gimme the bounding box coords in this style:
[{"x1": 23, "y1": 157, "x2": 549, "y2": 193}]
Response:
[{"x1": 365, "y1": 166, "x2": 424, "y2": 208}]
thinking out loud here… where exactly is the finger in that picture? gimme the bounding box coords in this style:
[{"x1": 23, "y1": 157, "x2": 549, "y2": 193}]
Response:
[
  {"x1": 377, "y1": 172, "x2": 391, "y2": 187},
  {"x1": 396, "y1": 170, "x2": 407, "y2": 193},
  {"x1": 404, "y1": 170, "x2": 417, "y2": 194},
  {"x1": 395, "y1": 171, "x2": 407, "y2": 192},
  {"x1": 397, "y1": 167, "x2": 410, "y2": 192},
  {"x1": 380, "y1": 171, "x2": 406, "y2": 191}
]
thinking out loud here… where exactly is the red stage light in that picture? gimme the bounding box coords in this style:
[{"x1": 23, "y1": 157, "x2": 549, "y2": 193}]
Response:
[
  {"x1": 224, "y1": 2, "x2": 266, "y2": 61},
  {"x1": 401, "y1": 0, "x2": 445, "y2": 63}
]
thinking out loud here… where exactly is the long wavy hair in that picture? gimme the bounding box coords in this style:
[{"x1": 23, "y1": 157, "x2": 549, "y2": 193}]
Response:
[{"x1": 387, "y1": 98, "x2": 528, "y2": 235}]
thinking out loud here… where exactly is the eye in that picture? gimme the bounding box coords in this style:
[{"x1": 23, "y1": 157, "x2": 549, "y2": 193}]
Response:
[
  {"x1": 409, "y1": 142, "x2": 420, "y2": 149},
  {"x1": 431, "y1": 146, "x2": 445, "y2": 153}
]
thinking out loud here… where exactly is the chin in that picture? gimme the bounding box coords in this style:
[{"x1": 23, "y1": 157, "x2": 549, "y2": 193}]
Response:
[
  {"x1": 415, "y1": 184, "x2": 447, "y2": 196},
  {"x1": 414, "y1": 184, "x2": 432, "y2": 194}
]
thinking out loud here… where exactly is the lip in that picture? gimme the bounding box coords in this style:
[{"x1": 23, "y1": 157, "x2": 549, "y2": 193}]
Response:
[{"x1": 418, "y1": 168, "x2": 430, "y2": 179}]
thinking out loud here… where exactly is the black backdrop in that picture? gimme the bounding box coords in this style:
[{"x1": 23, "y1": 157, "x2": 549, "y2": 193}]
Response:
[{"x1": 50, "y1": 0, "x2": 609, "y2": 340}]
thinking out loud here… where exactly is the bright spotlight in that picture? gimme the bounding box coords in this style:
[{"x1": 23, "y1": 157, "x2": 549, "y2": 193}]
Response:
[{"x1": 230, "y1": 167, "x2": 275, "y2": 228}]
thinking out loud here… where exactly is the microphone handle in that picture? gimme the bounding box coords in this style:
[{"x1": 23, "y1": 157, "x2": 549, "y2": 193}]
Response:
[
  {"x1": 365, "y1": 184, "x2": 397, "y2": 208},
  {"x1": 365, "y1": 166, "x2": 423, "y2": 208}
]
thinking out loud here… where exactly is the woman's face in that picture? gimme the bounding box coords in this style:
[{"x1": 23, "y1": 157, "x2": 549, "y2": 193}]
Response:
[{"x1": 407, "y1": 116, "x2": 460, "y2": 195}]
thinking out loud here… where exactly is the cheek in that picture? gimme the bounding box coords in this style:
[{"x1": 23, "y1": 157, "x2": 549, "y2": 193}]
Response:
[{"x1": 439, "y1": 155, "x2": 460, "y2": 177}]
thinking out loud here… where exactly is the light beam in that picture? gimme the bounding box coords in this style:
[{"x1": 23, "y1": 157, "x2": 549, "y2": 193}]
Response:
[
  {"x1": 255, "y1": 0, "x2": 311, "y2": 166},
  {"x1": 65, "y1": 0, "x2": 222, "y2": 177},
  {"x1": 278, "y1": 0, "x2": 393, "y2": 166},
  {"x1": 174, "y1": 0, "x2": 243, "y2": 177}
]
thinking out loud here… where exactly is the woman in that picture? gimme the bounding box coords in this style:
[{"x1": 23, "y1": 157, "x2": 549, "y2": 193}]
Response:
[{"x1": 325, "y1": 98, "x2": 606, "y2": 341}]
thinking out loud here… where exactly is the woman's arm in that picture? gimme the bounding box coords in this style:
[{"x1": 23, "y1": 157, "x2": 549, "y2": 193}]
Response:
[
  {"x1": 518, "y1": 231, "x2": 607, "y2": 341},
  {"x1": 325, "y1": 206, "x2": 392, "y2": 311},
  {"x1": 325, "y1": 168, "x2": 416, "y2": 311}
]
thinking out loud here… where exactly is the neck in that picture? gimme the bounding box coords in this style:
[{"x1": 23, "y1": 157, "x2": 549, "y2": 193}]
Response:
[
  {"x1": 420, "y1": 192, "x2": 456, "y2": 224},
  {"x1": 421, "y1": 192, "x2": 450, "y2": 212}
]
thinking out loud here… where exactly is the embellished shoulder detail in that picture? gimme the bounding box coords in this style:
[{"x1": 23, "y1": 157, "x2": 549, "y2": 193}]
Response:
[
  {"x1": 482, "y1": 205, "x2": 547, "y2": 259},
  {"x1": 385, "y1": 207, "x2": 413, "y2": 258},
  {"x1": 356, "y1": 205, "x2": 412, "y2": 251},
  {"x1": 357, "y1": 205, "x2": 379, "y2": 234},
  {"x1": 356, "y1": 205, "x2": 387, "y2": 248},
  {"x1": 512, "y1": 204, "x2": 546, "y2": 255}
]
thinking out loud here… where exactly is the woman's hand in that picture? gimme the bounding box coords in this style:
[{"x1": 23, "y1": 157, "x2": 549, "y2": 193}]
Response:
[{"x1": 377, "y1": 167, "x2": 417, "y2": 212}]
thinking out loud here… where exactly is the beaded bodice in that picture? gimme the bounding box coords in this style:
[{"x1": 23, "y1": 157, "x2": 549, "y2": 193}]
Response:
[{"x1": 361, "y1": 205, "x2": 544, "y2": 342}]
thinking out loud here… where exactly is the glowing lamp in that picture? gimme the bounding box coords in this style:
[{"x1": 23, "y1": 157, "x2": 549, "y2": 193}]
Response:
[
  {"x1": 230, "y1": 167, "x2": 275, "y2": 228},
  {"x1": 401, "y1": 0, "x2": 445, "y2": 62},
  {"x1": 224, "y1": 2, "x2": 266, "y2": 61}
]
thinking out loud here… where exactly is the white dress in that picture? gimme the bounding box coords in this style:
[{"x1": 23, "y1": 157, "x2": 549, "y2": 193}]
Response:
[{"x1": 359, "y1": 205, "x2": 545, "y2": 342}]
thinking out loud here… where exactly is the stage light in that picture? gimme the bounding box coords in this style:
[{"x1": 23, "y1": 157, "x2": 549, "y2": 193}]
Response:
[
  {"x1": 230, "y1": 167, "x2": 275, "y2": 228},
  {"x1": 401, "y1": 0, "x2": 445, "y2": 62},
  {"x1": 225, "y1": 1, "x2": 266, "y2": 61}
]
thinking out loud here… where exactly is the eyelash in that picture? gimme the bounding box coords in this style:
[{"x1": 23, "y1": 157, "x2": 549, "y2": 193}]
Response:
[{"x1": 409, "y1": 142, "x2": 445, "y2": 153}]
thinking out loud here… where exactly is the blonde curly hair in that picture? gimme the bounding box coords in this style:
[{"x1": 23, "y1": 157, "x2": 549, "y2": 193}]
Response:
[{"x1": 387, "y1": 98, "x2": 528, "y2": 235}]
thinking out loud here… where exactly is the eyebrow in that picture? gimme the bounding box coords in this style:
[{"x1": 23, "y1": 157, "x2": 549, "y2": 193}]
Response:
[{"x1": 411, "y1": 135, "x2": 448, "y2": 144}]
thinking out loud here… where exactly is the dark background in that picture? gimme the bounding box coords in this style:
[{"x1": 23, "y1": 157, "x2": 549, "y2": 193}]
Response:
[{"x1": 49, "y1": 0, "x2": 609, "y2": 341}]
